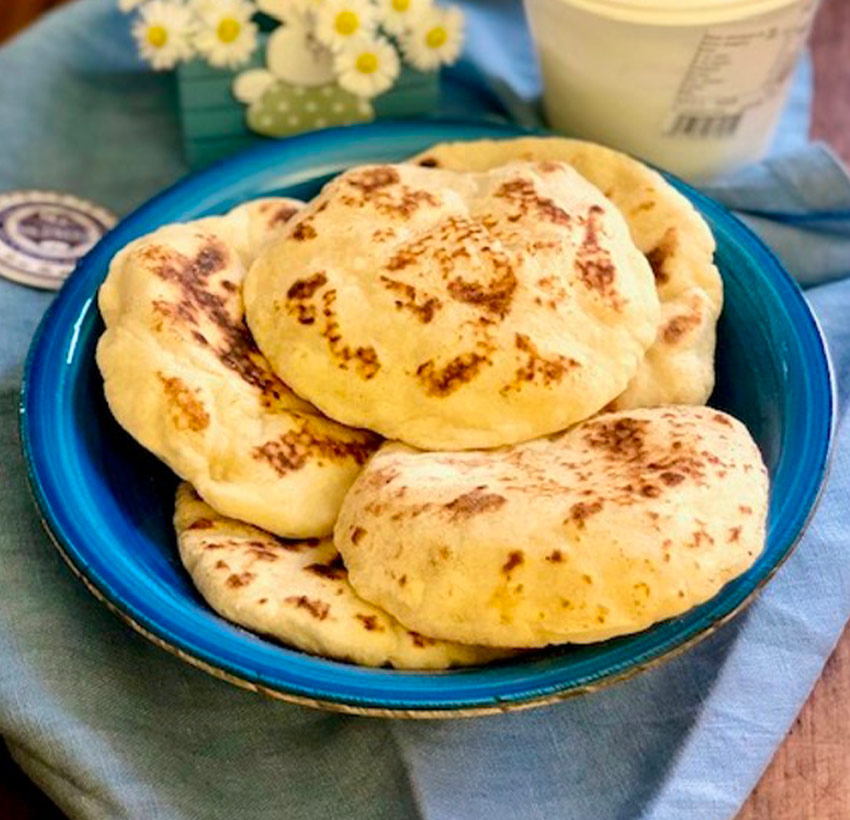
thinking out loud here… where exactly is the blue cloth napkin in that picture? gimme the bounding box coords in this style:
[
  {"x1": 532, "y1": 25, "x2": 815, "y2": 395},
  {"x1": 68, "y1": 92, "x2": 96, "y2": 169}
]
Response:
[{"x1": 2, "y1": 2, "x2": 850, "y2": 819}]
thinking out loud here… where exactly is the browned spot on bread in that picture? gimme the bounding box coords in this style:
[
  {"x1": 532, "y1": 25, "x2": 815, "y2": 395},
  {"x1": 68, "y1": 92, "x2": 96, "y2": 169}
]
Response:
[
  {"x1": 347, "y1": 166, "x2": 400, "y2": 193},
  {"x1": 385, "y1": 248, "x2": 417, "y2": 272},
  {"x1": 739, "y1": 505, "x2": 753, "y2": 515},
  {"x1": 158, "y1": 373, "x2": 210, "y2": 432},
  {"x1": 575, "y1": 205, "x2": 617, "y2": 300},
  {"x1": 350, "y1": 526, "x2": 367, "y2": 545},
  {"x1": 686, "y1": 528, "x2": 714, "y2": 549},
  {"x1": 662, "y1": 311, "x2": 702, "y2": 344},
  {"x1": 659, "y1": 471, "x2": 685, "y2": 486},
  {"x1": 356, "y1": 613, "x2": 384, "y2": 632},
  {"x1": 372, "y1": 227, "x2": 396, "y2": 243},
  {"x1": 379, "y1": 276, "x2": 442, "y2": 323},
  {"x1": 291, "y1": 221, "x2": 317, "y2": 241},
  {"x1": 188, "y1": 518, "x2": 214, "y2": 530},
  {"x1": 146, "y1": 237, "x2": 295, "y2": 407},
  {"x1": 645, "y1": 227, "x2": 678, "y2": 285},
  {"x1": 306, "y1": 555, "x2": 347, "y2": 580},
  {"x1": 416, "y1": 352, "x2": 489, "y2": 396},
  {"x1": 502, "y1": 550, "x2": 524, "y2": 575},
  {"x1": 285, "y1": 595, "x2": 330, "y2": 620},
  {"x1": 287, "y1": 272, "x2": 327, "y2": 300},
  {"x1": 584, "y1": 417, "x2": 649, "y2": 461},
  {"x1": 226, "y1": 572, "x2": 255, "y2": 588},
  {"x1": 568, "y1": 499, "x2": 604, "y2": 529},
  {"x1": 398, "y1": 574, "x2": 407, "y2": 587},
  {"x1": 203, "y1": 543, "x2": 224, "y2": 550},
  {"x1": 713, "y1": 413, "x2": 733, "y2": 427},
  {"x1": 390, "y1": 187, "x2": 440, "y2": 217},
  {"x1": 258, "y1": 598, "x2": 268, "y2": 605},
  {"x1": 214, "y1": 560, "x2": 229, "y2": 570},
  {"x1": 408, "y1": 631, "x2": 436, "y2": 648},
  {"x1": 445, "y1": 488, "x2": 507, "y2": 520},
  {"x1": 253, "y1": 418, "x2": 377, "y2": 476},
  {"x1": 320, "y1": 289, "x2": 381, "y2": 379},
  {"x1": 501, "y1": 333, "x2": 579, "y2": 395},
  {"x1": 362, "y1": 466, "x2": 398, "y2": 490},
  {"x1": 546, "y1": 550, "x2": 564, "y2": 563},
  {"x1": 494, "y1": 177, "x2": 571, "y2": 226},
  {"x1": 191, "y1": 331, "x2": 208, "y2": 346},
  {"x1": 260, "y1": 535, "x2": 319, "y2": 553},
  {"x1": 640, "y1": 484, "x2": 661, "y2": 498},
  {"x1": 417, "y1": 157, "x2": 439, "y2": 168},
  {"x1": 248, "y1": 547, "x2": 279, "y2": 562},
  {"x1": 728, "y1": 526, "x2": 742, "y2": 542},
  {"x1": 342, "y1": 167, "x2": 439, "y2": 218},
  {"x1": 385, "y1": 217, "x2": 509, "y2": 298},
  {"x1": 270, "y1": 206, "x2": 300, "y2": 226},
  {"x1": 631, "y1": 201, "x2": 656, "y2": 214},
  {"x1": 446, "y1": 263, "x2": 518, "y2": 319},
  {"x1": 538, "y1": 160, "x2": 564, "y2": 173}
]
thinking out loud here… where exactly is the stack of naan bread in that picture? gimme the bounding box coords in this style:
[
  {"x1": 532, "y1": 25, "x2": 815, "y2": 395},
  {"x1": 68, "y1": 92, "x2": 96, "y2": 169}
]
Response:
[{"x1": 97, "y1": 137, "x2": 768, "y2": 669}]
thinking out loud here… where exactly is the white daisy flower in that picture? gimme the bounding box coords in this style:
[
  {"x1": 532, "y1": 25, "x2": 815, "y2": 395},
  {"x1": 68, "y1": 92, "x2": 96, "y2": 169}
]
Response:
[
  {"x1": 375, "y1": 0, "x2": 430, "y2": 36},
  {"x1": 402, "y1": 4, "x2": 463, "y2": 71},
  {"x1": 194, "y1": 0, "x2": 259, "y2": 68},
  {"x1": 334, "y1": 34, "x2": 399, "y2": 97},
  {"x1": 119, "y1": 0, "x2": 148, "y2": 12},
  {"x1": 315, "y1": 0, "x2": 377, "y2": 52},
  {"x1": 132, "y1": 0, "x2": 196, "y2": 70}
]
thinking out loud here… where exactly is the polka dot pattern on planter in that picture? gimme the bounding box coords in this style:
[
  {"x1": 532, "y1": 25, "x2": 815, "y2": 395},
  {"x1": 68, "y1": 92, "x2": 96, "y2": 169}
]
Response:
[{"x1": 247, "y1": 81, "x2": 374, "y2": 138}]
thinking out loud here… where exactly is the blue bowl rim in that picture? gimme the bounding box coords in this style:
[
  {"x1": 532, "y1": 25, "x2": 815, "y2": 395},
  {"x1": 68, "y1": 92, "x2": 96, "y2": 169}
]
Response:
[{"x1": 19, "y1": 118, "x2": 836, "y2": 717}]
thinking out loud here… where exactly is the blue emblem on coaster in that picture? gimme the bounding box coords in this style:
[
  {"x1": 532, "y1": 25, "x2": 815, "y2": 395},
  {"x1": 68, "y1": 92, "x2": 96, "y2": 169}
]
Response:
[{"x1": 0, "y1": 191, "x2": 116, "y2": 290}]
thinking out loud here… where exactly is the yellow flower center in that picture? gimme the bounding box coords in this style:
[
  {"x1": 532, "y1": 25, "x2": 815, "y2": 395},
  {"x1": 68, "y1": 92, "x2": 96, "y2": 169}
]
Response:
[
  {"x1": 217, "y1": 17, "x2": 242, "y2": 44},
  {"x1": 392, "y1": 0, "x2": 410, "y2": 11},
  {"x1": 334, "y1": 11, "x2": 360, "y2": 36},
  {"x1": 426, "y1": 26, "x2": 448, "y2": 49},
  {"x1": 147, "y1": 25, "x2": 168, "y2": 48},
  {"x1": 356, "y1": 52, "x2": 379, "y2": 74}
]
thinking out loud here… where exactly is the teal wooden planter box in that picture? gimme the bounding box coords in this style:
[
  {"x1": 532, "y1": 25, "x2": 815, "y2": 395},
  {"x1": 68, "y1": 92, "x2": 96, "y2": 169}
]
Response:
[{"x1": 177, "y1": 45, "x2": 441, "y2": 169}]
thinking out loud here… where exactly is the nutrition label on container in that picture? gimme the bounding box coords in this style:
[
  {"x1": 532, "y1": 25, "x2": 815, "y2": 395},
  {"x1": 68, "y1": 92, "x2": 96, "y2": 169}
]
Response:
[{"x1": 666, "y1": 0, "x2": 818, "y2": 139}]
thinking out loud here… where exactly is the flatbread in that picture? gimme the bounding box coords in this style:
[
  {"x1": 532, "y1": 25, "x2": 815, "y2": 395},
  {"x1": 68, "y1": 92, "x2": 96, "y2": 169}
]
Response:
[
  {"x1": 336, "y1": 406, "x2": 768, "y2": 648},
  {"x1": 194, "y1": 197, "x2": 304, "y2": 268},
  {"x1": 409, "y1": 138, "x2": 722, "y2": 409},
  {"x1": 245, "y1": 162, "x2": 660, "y2": 450},
  {"x1": 175, "y1": 483, "x2": 510, "y2": 669},
  {"x1": 97, "y1": 200, "x2": 379, "y2": 539}
]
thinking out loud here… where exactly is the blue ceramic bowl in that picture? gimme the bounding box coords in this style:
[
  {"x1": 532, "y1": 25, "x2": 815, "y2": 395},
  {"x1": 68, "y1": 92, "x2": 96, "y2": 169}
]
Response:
[{"x1": 20, "y1": 121, "x2": 834, "y2": 716}]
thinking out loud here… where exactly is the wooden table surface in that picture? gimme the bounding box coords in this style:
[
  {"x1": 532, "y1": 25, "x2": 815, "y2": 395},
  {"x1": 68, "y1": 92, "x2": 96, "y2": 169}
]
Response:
[{"x1": 1, "y1": 1, "x2": 849, "y2": 818}]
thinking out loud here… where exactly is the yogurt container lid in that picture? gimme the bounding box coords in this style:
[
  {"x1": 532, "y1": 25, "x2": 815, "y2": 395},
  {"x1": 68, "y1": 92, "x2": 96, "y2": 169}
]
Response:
[
  {"x1": 546, "y1": 0, "x2": 805, "y2": 25},
  {"x1": 0, "y1": 190, "x2": 116, "y2": 290}
]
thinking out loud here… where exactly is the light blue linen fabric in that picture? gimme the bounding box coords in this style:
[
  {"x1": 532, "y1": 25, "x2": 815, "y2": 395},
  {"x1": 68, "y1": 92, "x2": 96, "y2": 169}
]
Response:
[{"x1": 1, "y1": 2, "x2": 849, "y2": 819}]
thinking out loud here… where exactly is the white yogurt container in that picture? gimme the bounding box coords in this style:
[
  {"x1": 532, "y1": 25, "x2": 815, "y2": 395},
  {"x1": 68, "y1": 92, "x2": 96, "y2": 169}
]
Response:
[{"x1": 523, "y1": 0, "x2": 819, "y2": 179}]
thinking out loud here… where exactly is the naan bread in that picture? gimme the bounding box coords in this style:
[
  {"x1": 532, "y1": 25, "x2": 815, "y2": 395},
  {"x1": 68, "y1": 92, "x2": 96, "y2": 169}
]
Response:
[
  {"x1": 336, "y1": 406, "x2": 768, "y2": 648},
  {"x1": 194, "y1": 197, "x2": 304, "y2": 268},
  {"x1": 175, "y1": 483, "x2": 509, "y2": 669},
  {"x1": 97, "y1": 200, "x2": 378, "y2": 539},
  {"x1": 245, "y1": 162, "x2": 660, "y2": 450},
  {"x1": 409, "y1": 138, "x2": 722, "y2": 410}
]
